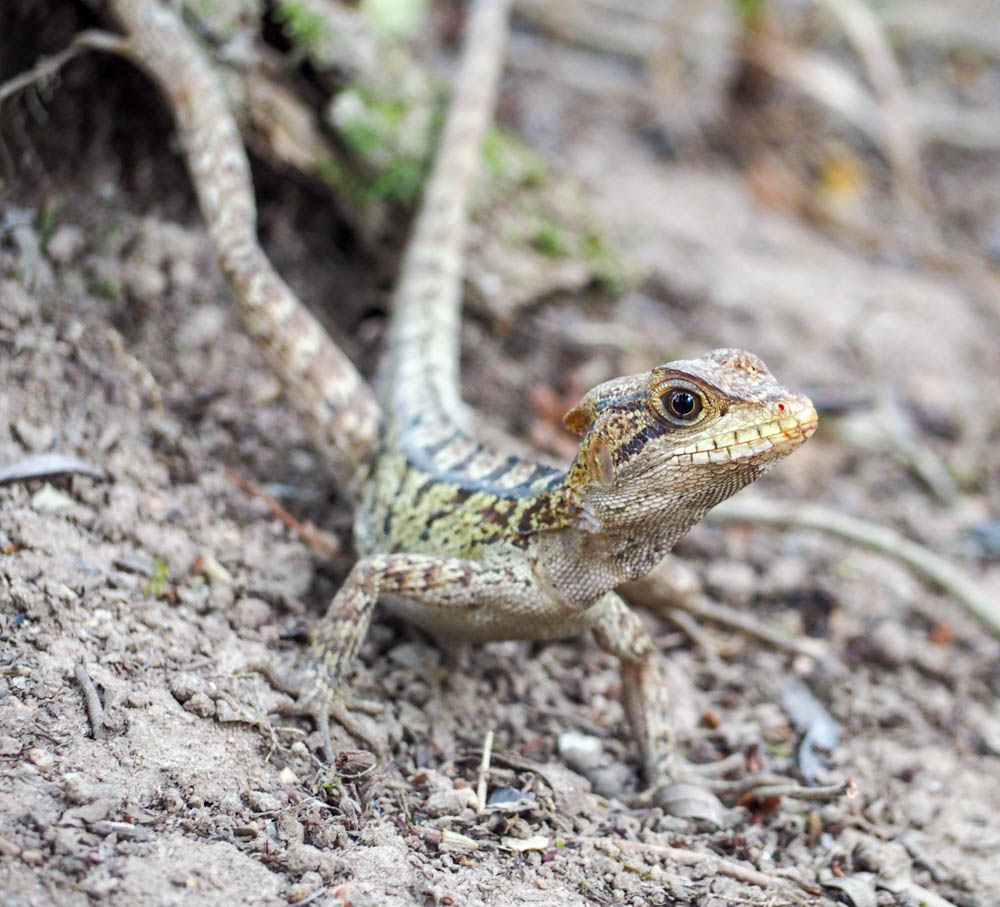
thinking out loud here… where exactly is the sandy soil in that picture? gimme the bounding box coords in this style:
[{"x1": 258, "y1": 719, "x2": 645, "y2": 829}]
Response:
[{"x1": 1, "y1": 3, "x2": 999, "y2": 906}]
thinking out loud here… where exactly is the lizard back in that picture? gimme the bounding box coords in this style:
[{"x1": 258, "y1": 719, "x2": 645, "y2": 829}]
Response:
[{"x1": 360, "y1": 0, "x2": 571, "y2": 559}]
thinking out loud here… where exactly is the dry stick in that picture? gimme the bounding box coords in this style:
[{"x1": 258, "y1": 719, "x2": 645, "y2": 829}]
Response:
[
  {"x1": 476, "y1": 729, "x2": 494, "y2": 814},
  {"x1": 584, "y1": 837, "x2": 812, "y2": 899},
  {"x1": 816, "y1": 0, "x2": 934, "y2": 224},
  {"x1": 73, "y1": 663, "x2": 106, "y2": 740},
  {"x1": 708, "y1": 498, "x2": 1000, "y2": 638},
  {"x1": 223, "y1": 467, "x2": 341, "y2": 558},
  {"x1": 625, "y1": 568, "x2": 834, "y2": 665},
  {"x1": 0, "y1": 30, "x2": 134, "y2": 108},
  {"x1": 745, "y1": 779, "x2": 855, "y2": 802}
]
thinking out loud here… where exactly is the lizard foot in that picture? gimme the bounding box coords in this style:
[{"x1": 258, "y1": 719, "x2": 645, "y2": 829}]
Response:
[{"x1": 251, "y1": 660, "x2": 385, "y2": 762}]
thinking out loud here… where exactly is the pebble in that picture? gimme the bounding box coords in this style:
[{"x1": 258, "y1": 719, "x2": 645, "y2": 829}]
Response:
[
  {"x1": 557, "y1": 731, "x2": 604, "y2": 772},
  {"x1": 183, "y1": 692, "x2": 217, "y2": 718},
  {"x1": 27, "y1": 747, "x2": 54, "y2": 769},
  {"x1": 424, "y1": 786, "x2": 477, "y2": 817},
  {"x1": 233, "y1": 596, "x2": 271, "y2": 630},
  {"x1": 168, "y1": 673, "x2": 199, "y2": 703},
  {"x1": 758, "y1": 556, "x2": 809, "y2": 598},
  {"x1": 486, "y1": 786, "x2": 522, "y2": 807},
  {"x1": 12, "y1": 419, "x2": 54, "y2": 453},
  {"x1": 0, "y1": 278, "x2": 36, "y2": 320},
  {"x1": 30, "y1": 484, "x2": 76, "y2": 513},
  {"x1": 122, "y1": 261, "x2": 167, "y2": 302},
  {"x1": 45, "y1": 225, "x2": 86, "y2": 264},
  {"x1": 704, "y1": 559, "x2": 757, "y2": 607}
]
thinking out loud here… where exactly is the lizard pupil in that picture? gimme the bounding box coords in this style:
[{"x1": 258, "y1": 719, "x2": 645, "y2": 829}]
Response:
[{"x1": 664, "y1": 389, "x2": 701, "y2": 420}]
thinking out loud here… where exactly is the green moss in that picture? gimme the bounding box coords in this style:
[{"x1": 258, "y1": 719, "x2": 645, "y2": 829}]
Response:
[
  {"x1": 275, "y1": 1, "x2": 326, "y2": 57},
  {"x1": 732, "y1": 0, "x2": 766, "y2": 26},
  {"x1": 482, "y1": 128, "x2": 546, "y2": 188},
  {"x1": 582, "y1": 230, "x2": 625, "y2": 294},
  {"x1": 94, "y1": 276, "x2": 120, "y2": 301},
  {"x1": 533, "y1": 220, "x2": 567, "y2": 258},
  {"x1": 37, "y1": 195, "x2": 66, "y2": 243},
  {"x1": 361, "y1": 0, "x2": 427, "y2": 38},
  {"x1": 367, "y1": 157, "x2": 424, "y2": 206},
  {"x1": 145, "y1": 559, "x2": 170, "y2": 598}
]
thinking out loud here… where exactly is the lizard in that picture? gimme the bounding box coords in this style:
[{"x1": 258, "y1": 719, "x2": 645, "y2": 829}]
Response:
[{"x1": 99, "y1": 0, "x2": 818, "y2": 811}]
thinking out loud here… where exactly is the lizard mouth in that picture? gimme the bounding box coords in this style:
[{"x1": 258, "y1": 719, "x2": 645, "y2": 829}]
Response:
[{"x1": 668, "y1": 402, "x2": 819, "y2": 466}]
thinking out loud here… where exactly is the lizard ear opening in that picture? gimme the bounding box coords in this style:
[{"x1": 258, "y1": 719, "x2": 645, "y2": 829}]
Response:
[{"x1": 563, "y1": 399, "x2": 595, "y2": 437}]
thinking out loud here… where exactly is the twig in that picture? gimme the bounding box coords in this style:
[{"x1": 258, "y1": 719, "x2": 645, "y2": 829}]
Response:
[
  {"x1": 624, "y1": 564, "x2": 834, "y2": 665},
  {"x1": 476, "y1": 729, "x2": 494, "y2": 813},
  {"x1": 223, "y1": 467, "x2": 341, "y2": 558},
  {"x1": 583, "y1": 837, "x2": 813, "y2": 899},
  {"x1": 73, "y1": 662, "x2": 106, "y2": 740},
  {"x1": 660, "y1": 608, "x2": 723, "y2": 675},
  {"x1": 815, "y1": 0, "x2": 933, "y2": 224},
  {"x1": 744, "y1": 778, "x2": 855, "y2": 802},
  {"x1": 707, "y1": 498, "x2": 1000, "y2": 638},
  {"x1": 0, "y1": 30, "x2": 133, "y2": 107}
]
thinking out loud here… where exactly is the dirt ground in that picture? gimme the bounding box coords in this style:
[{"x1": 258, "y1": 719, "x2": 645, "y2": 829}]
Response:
[{"x1": 2, "y1": 2, "x2": 1000, "y2": 906}]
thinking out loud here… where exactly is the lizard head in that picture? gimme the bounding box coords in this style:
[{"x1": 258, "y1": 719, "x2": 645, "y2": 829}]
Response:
[{"x1": 562, "y1": 348, "x2": 817, "y2": 545}]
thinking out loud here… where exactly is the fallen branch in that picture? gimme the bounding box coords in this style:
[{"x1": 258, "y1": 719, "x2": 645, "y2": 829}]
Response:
[
  {"x1": 624, "y1": 564, "x2": 834, "y2": 665},
  {"x1": 583, "y1": 836, "x2": 816, "y2": 900},
  {"x1": 708, "y1": 498, "x2": 1000, "y2": 638}
]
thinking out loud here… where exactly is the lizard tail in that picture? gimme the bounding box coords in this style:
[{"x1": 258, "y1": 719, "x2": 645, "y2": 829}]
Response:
[
  {"x1": 381, "y1": 0, "x2": 512, "y2": 428},
  {"x1": 105, "y1": 0, "x2": 381, "y2": 492}
]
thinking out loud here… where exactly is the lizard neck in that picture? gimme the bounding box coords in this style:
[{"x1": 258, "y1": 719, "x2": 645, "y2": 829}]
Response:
[{"x1": 532, "y1": 461, "x2": 765, "y2": 609}]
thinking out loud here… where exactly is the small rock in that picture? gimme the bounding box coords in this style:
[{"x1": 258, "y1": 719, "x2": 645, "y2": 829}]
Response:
[
  {"x1": 557, "y1": 731, "x2": 604, "y2": 773},
  {"x1": 122, "y1": 261, "x2": 167, "y2": 302},
  {"x1": 62, "y1": 772, "x2": 107, "y2": 805},
  {"x1": 278, "y1": 766, "x2": 298, "y2": 785},
  {"x1": 183, "y1": 692, "x2": 216, "y2": 718},
  {"x1": 233, "y1": 596, "x2": 272, "y2": 630},
  {"x1": 214, "y1": 698, "x2": 248, "y2": 724},
  {"x1": 758, "y1": 557, "x2": 809, "y2": 598},
  {"x1": 45, "y1": 224, "x2": 86, "y2": 264},
  {"x1": 27, "y1": 747, "x2": 54, "y2": 769},
  {"x1": 245, "y1": 790, "x2": 282, "y2": 813},
  {"x1": 168, "y1": 674, "x2": 199, "y2": 703},
  {"x1": 0, "y1": 278, "x2": 37, "y2": 320},
  {"x1": 12, "y1": 419, "x2": 54, "y2": 453},
  {"x1": 868, "y1": 622, "x2": 909, "y2": 668},
  {"x1": 30, "y1": 484, "x2": 75, "y2": 513},
  {"x1": 704, "y1": 559, "x2": 757, "y2": 607},
  {"x1": 486, "y1": 786, "x2": 522, "y2": 807},
  {"x1": 0, "y1": 735, "x2": 22, "y2": 757},
  {"x1": 424, "y1": 786, "x2": 477, "y2": 817}
]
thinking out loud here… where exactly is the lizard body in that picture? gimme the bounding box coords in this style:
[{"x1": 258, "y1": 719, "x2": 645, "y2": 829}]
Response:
[{"x1": 103, "y1": 0, "x2": 817, "y2": 808}]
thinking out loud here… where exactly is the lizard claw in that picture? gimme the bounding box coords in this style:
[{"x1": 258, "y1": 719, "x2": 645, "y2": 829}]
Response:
[{"x1": 252, "y1": 660, "x2": 385, "y2": 762}]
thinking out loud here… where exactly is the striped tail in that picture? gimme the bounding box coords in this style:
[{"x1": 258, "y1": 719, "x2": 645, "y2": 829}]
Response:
[
  {"x1": 106, "y1": 0, "x2": 381, "y2": 492},
  {"x1": 381, "y1": 0, "x2": 512, "y2": 432}
]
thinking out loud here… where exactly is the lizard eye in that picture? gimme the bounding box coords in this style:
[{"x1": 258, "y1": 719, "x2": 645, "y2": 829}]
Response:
[{"x1": 659, "y1": 388, "x2": 703, "y2": 422}]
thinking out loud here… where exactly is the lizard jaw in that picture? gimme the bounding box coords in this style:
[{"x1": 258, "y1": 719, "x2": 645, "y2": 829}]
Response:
[{"x1": 667, "y1": 398, "x2": 818, "y2": 467}]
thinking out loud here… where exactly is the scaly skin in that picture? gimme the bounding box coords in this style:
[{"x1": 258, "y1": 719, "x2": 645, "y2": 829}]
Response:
[{"x1": 104, "y1": 0, "x2": 817, "y2": 811}]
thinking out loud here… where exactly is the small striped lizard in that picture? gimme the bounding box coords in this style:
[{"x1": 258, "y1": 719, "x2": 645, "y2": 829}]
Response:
[{"x1": 103, "y1": 0, "x2": 817, "y2": 813}]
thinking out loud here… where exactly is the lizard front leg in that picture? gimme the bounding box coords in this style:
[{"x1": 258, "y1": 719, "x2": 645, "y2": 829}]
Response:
[
  {"x1": 264, "y1": 553, "x2": 505, "y2": 760},
  {"x1": 592, "y1": 593, "x2": 724, "y2": 824}
]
